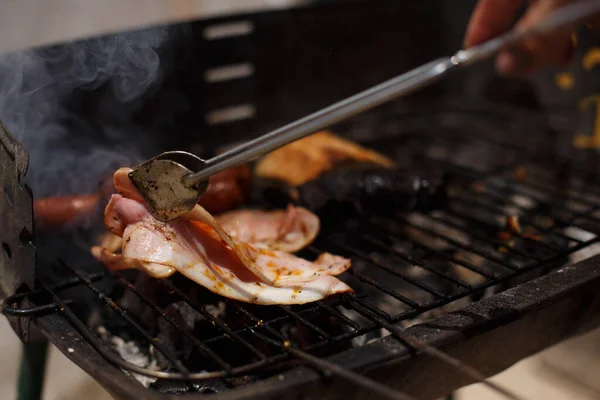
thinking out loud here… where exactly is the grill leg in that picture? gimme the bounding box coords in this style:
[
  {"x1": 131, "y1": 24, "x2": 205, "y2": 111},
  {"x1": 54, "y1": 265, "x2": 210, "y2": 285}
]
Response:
[{"x1": 17, "y1": 339, "x2": 49, "y2": 400}]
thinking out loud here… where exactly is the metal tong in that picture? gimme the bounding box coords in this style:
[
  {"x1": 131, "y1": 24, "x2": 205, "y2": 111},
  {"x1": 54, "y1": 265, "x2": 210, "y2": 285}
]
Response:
[{"x1": 130, "y1": 0, "x2": 600, "y2": 221}]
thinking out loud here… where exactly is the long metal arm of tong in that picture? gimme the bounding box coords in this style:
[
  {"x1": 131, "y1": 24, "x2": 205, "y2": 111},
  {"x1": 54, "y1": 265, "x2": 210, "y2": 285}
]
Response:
[
  {"x1": 130, "y1": 0, "x2": 600, "y2": 221},
  {"x1": 184, "y1": 0, "x2": 600, "y2": 187}
]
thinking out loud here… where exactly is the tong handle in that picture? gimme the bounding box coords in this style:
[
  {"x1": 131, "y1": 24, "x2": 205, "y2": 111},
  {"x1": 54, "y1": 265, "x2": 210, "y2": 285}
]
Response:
[
  {"x1": 454, "y1": 0, "x2": 600, "y2": 67},
  {"x1": 182, "y1": 57, "x2": 455, "y2": 186}
]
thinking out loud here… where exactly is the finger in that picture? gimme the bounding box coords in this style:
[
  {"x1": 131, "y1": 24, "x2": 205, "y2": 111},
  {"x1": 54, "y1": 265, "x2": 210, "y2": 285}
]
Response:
[
  {"x1": 497, "y1": 0, "x2": 577, "y2": 75},
  {"x1": 557, "y1": 37, "x2": 576, "y2": 67},
  {"x1": 464, "y1": 0, "x2": 522, "y2": 48}
]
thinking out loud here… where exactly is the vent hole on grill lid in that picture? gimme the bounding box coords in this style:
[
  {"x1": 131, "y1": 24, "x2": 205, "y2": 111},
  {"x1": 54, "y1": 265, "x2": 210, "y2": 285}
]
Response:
[
  {"x1": 19, "y1": 227, "x2": 33, "y2": 246},
  {"x1": 5, "y1": 185, "x2": 13, "y2": 205},
  {"x1": 2, "y1": 242, "x2": 12, "y2": 259},
  {"x1": 203, "y1": 21, "x2": 254, "y2": 40},
  {"x1": 204, "y1": 63, "x2": 254, "y2": 83},
  {"x1": 205, "y1": 104, "x2": 256, "y2": 125}
]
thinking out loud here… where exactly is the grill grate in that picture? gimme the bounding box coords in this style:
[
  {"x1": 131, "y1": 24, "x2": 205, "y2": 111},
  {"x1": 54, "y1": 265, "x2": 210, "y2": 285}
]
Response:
[{"x1": 5, "y1": 102, "x2": 600, "y2": 398}]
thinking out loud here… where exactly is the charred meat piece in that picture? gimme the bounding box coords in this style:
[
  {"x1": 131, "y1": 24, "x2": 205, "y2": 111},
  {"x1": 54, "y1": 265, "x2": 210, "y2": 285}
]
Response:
[
  {"x1": 92, "y1": 168, "x2": 353, "y2": 305},
  {"x1": 268, "y1": 164, "x2": 450, "y2": 217},
  {"x1": 34, "y1": 164, "x2": 252, "y2": 232},
  {"x1": 255, "y1": 131, "x2": 395, "y2": 187}
]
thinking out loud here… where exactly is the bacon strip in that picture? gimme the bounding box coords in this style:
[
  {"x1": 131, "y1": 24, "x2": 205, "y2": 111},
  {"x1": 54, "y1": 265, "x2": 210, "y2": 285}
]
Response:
[
  {"x1": 215, "y1": 205, "x2": 319, "y2": 252},
  {"x1": 91, "y1": 168, "x2": 352, "y2": 305}
]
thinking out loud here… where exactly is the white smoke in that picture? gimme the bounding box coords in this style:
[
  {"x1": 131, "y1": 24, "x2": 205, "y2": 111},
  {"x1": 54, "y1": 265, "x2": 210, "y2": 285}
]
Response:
[{"x1": 0, "y1": 26, "x2": 169, "y2": 197}]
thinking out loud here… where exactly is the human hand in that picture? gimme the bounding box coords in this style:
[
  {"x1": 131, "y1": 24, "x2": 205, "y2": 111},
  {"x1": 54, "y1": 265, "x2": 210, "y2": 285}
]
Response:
[{"x1": 463, "y1": 0, "x2": 600, "y2": 76}]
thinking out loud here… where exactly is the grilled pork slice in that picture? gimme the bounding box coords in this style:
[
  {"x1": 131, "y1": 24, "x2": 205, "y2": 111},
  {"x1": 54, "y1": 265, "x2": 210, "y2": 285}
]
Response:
[
  {"x1": 215, "y1": 205, "x2": 319, "y2": 252},
  {"x1": 92, "y1": 168, "x2": 352, "y2": 305},
  {"x1": 254, "y1": 131, "x2": 395, "y2": 187}
]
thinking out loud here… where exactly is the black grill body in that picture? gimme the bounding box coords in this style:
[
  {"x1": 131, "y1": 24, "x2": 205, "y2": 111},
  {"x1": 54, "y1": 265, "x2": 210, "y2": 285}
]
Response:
[{"x1": 3, "y1": 1, "x2": 600, "y2": 400}]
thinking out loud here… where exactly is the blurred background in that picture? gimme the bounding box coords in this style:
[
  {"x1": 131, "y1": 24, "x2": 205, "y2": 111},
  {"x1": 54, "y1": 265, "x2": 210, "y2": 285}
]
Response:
[{"x1": 0, "y1": 1, "x2": 600, "y2": 399}]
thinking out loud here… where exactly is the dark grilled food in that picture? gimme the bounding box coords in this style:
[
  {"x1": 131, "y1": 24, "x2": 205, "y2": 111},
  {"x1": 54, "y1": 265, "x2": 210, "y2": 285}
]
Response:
[{"x1": 263, "y1": 163, "x2": 451, "y2": 217}]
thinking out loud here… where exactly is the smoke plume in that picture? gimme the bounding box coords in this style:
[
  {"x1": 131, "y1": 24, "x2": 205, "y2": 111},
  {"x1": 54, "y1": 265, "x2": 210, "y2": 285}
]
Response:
[{"x1": 0, "y1": 26, "x2": 169, "y2": 197}]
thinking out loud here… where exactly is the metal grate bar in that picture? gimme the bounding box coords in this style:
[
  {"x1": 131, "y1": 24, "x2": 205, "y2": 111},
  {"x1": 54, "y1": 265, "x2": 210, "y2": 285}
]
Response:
[
  {"x1": 199, "y1": 301, "x2": 344, "y2": 346},
  {"x1": 112, "y1": 272, "x2": 232, "y2": 372},
  {"x1": 277, "y1": 305, "x2": 332, "y2": 339},
  {"x1": 38, "y1": 267, "x2": 369, "y2": 383},
  {"x1": 347, "y1": 295, "x2": 393, "y2": 321},
  {"x1": 485, "y1": 175, "x2": 600, "y2": 226},
  {"x1": 250, "y1": 329, "x2": 420, "y2": 400},
  {"x1": 200, "y1": 298, "x2": 354, "y2": 345},
  {"x1": 308, "y1": 247, "x2": 422, "y2": 309},
  {"x1": 64, "y1": 273, "x2": 421, "y2": 399},
  {"x1": 159, "y1": 279, "x2": 268, "y2": 361},
  {"x1": 455, "y1": 184, "x2": 588, "y2": 235},
  {"x1": 442, "y1": 200, "x2": 554, "y2": 259},
  {"x1": 479, "y1": 184, "x2": 588, "y2": 244},
  {"x1": 3, "y1": 272, "x2": 105, "y2": 317},
  {"x1": 438, "y1": 124, "x2": 557, "y2": 162},
  {"x1": 316, "y1": 301, "x2": 362, "y2": 331},
  {"x1": 511, "y1": 182, "x2": 600, "y2": 228},
  {"x1": 426, "y1": 154, "x2": 600, "y2": 235},
  {"x1": 346, "y1": 231, "x2": 473, "y2": 289},
  {"x1": 401, "y1": 217, "x2": 522, "y2": 271},
  {"x1": 523, "y1": 165, "x2": 600, "y2": 202},
  {"x1": 424, "y1": 154, "x2": 514, "y2": 183},
  {"x1": 229, "y1": 302, "x2": 374, "y2": 363},
  {"x1": 348, "y1": 300, "x2": 523, "y2": 400},
  {"x1": 229, "y1": 304, "x2": 287, "y2": 341},
  {"x1": 353, "y1": 218, "x2": 501, "y2": 279},
  {"x1": 328, "y1": 239, "x2": 448, "y2": 298},
  {"x1": 293, "y1": 324, "x2": 377, "y2": 354},
  {"x1": 440, "y1": 207, "x2": 560, "y2": 256},
  {"x1": 400, "y1": 233, "x2": 501, "y2": 280},
  {"x1": 345, "y1": 268, "x2": 421, "y2": 308},
  {"x1": 445, "y1": 188, "x2": 567, "y2": 246},
  {"x1": 62, "y1": 262, "x2": 191, "y2": 374}
]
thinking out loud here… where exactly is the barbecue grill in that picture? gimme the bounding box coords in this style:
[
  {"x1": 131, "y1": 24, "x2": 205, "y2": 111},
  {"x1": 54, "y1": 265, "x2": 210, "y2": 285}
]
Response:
[{"x1": 2, "y1": 1, "x2": 600, "y2": 399}]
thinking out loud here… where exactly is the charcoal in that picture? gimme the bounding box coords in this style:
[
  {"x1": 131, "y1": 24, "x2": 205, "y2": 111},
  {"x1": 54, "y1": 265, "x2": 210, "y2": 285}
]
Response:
[
  {"x1": 222, "y1": 301, "x2": 352, "y2": 359},
  {"x1": 258, "y1": 164, "x2": 450, "y2": 221},
  {"x1": 189, "y1": 379, "x2": 234, "y2": 393},
  {"x1": 152, "y1": 301, "x2": 208, "y2": 369},
  {"x1": 151, "y1": 379, "x2": 191, "y2": 394},
  {"x1": 115, "y1": 274, "x2": 173, "y2": 333},
  {"x1": 417, "y1": 252, "x2": 465, "y2": 295},
  {"x1": 336, "y1": 307, "x2": 378, "y2": 347}
]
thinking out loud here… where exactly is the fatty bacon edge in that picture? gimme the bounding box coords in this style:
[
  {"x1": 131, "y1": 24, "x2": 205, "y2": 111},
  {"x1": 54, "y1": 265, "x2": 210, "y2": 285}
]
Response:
[{"x1": 92, "y1": 168, "x2": 353, "y2": 305}]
